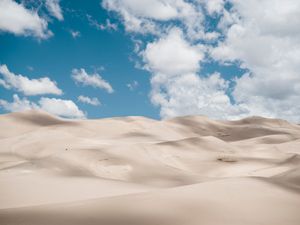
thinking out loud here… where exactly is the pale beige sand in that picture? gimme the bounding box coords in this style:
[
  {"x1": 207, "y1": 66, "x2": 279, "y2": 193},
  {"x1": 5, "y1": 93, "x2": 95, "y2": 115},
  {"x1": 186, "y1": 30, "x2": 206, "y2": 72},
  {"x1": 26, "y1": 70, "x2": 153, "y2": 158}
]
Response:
[{"x1": 0, "y1": 110, "x2": 300, "y2": 225}]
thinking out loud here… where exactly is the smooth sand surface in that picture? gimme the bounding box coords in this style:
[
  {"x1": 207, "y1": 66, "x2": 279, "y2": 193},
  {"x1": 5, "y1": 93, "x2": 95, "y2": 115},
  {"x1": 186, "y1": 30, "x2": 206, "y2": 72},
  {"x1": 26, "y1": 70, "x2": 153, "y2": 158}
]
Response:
[{"x1": 0, "y1": 110, "x2": 300, "y2": 224}]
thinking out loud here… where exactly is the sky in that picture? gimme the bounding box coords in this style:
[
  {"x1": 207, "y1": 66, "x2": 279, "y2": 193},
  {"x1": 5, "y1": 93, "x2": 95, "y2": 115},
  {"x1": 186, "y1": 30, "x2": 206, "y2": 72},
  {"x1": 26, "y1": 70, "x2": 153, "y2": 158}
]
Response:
[{"x1": 0, "y1": 0, "x2": 300, "y2": 122}]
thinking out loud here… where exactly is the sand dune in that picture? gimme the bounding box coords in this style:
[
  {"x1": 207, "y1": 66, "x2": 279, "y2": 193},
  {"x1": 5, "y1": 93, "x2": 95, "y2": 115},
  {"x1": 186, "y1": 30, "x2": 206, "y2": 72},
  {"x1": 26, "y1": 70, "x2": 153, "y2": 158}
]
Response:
[{"x1": 0, "y1": 110, "x2": 300, "y2": 224}]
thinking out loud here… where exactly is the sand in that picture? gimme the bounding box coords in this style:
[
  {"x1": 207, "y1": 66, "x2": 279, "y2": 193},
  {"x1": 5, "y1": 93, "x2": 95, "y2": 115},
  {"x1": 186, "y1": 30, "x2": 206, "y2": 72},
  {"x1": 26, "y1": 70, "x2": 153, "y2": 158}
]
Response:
[{"x1": 0, "y1": 110, "x2": 300, "y2": 225}]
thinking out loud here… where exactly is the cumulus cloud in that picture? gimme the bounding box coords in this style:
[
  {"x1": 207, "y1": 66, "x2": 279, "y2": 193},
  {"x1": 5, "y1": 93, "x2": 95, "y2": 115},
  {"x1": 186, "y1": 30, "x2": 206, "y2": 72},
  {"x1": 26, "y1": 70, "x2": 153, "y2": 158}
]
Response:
[
  {"x1": 39, "y1": 97, "x2": 85, "y2": 118},
  {"x1": 0, "y1": 94, "x2": 38, "y2": 112},
  {"x1": 0, "y1": 64, "x2": 62, "y2": 96},
  {"x1": 103, "y1": 0, "x2": 178, "y2": 22},
  {"x1": 151, "y1": 72, "x2": 246, "y2": 119},
  {"x1": 45, "y1": 0, "x2": 63, "y2": 21},
  {"x1": 143, "y1": 28, "x2": 204, "y2": 76},
  {"x1": 103, "y1": 0, "x2": 300, "y2": 122},
  {"x1": 210, "y1": 0, "x2": 300, "y2": 122},
  {"x1": 102, "y1": 0, "x2": 205, "y2": 39},
  {"x1": 71, "y1": 68, "x2": 114, "y2": 93},
  {"x1": 0, "y1": 0, "x2": 52, "y2": 39},
  {"x1": 143, "y1": 28, "x2": 244, "y2": 119},
  {"x1": 77, "y1": 95, "x2": 101, "y2": 106},
  {"x1": 199, "y1": 0, "x2": 225, "y2": 15},
  {"x1": 103, "y1": 1, "x2": 238, "y2": 119},
  {"x1": 0, "y1": 94, "x2": 85, "y2": 119}
]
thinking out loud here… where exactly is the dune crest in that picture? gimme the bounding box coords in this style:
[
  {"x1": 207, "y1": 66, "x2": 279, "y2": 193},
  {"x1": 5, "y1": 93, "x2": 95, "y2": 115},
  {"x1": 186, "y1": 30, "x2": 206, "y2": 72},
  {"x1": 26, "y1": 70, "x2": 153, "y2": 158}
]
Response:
[{"x1": 0, "y1": 110, "x2": 300, "y2": 225}]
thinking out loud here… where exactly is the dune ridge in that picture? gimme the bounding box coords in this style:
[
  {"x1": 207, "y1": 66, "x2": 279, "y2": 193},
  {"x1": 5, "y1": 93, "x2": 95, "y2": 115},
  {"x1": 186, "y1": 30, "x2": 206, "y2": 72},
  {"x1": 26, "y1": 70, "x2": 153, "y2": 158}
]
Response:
[{"x1": 0, "y1": 110, "x2": 300, "y2": 225}]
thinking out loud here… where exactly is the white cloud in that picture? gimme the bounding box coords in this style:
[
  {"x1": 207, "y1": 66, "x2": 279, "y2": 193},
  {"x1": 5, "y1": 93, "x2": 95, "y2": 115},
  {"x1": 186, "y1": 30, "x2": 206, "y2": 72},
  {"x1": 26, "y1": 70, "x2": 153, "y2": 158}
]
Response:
[
  {"x1": 199, "y1": 0, "x2": 225, "y2": 15},
  {"x1": 103, "y1": 0, "x2": 300, "y2": 122},
  {"x1": 45, "y1": 0, "x2": 63, "y2": 21},
  {"x1": 103, "y1": 0, "x2": 178, "y2": 21},
  {"x1": 143, "y1": 28, "x2": 204, "y2": 76},
  {"x1": 71, "y1": 68, "x2": 114, "y2": 93},
  {"x1": 39, "y1": 97, "x2": 85, "y2": 119},
  {"x1": 0, "y1": 0, "x2": 52, "y2": 39},
  {"x1": 150, "y1": 71, "x2": 246, "y2": 119},
  {"x1": 0, "y1": 94, "x2": 86, "y2": 119},
  {"x1": 103, "y1": 2, "x2": 240, "y2": 120},
  {"x1": 0, "y1": 94, "x2": 38, "y2": 112},
  {"x1": 143, "y1": 28, "x2": 244, "y2": 119},
  {"x1": 127, "y1": 80, "x2": 138, "y2": 91},
  {"x1": 102, "y1": 0, "x2": 205, "y2": 38},
  {"x1": 210, "y1": 0, "x2": 300, "y2": 122},
  {"x1": 77, "y1": 95, "x2": 101, "y2": 106},
  {"x1": 0, "y1": 64, "x2": 62, "y2": 96}
]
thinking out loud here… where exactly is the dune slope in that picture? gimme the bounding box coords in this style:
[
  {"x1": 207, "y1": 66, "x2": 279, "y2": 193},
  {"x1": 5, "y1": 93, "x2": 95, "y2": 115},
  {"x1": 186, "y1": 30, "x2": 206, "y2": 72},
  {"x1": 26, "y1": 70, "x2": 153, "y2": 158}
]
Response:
[{"x1": 0, "y1": 110, "x2": 300, "y2": 225}]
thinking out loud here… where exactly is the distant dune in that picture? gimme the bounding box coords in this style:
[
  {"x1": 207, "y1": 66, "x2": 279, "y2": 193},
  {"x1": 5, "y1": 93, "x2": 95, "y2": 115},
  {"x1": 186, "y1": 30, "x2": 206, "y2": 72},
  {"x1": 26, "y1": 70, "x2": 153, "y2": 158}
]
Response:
[{"x1": 0, "y1": 110, "x2": 300, "y2": 225}]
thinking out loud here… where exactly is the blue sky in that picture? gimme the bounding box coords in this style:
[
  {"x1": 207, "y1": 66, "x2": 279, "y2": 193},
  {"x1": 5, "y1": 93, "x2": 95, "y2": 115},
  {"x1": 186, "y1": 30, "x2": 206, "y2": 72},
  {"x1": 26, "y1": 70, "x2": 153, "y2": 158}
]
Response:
[
  {"x1": 0, "y1": 0, "x2": 160, "y2": 119},
  {"x1": 1, "y1": 0, "x2": 300, "y2": 122}
]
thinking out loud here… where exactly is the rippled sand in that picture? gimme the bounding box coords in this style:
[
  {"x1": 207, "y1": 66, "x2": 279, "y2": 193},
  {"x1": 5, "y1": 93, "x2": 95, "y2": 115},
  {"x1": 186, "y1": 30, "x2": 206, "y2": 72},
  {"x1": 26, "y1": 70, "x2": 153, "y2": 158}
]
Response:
[{"x1": 0, "y1": 110, "x2": 300, "y2": 225}]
